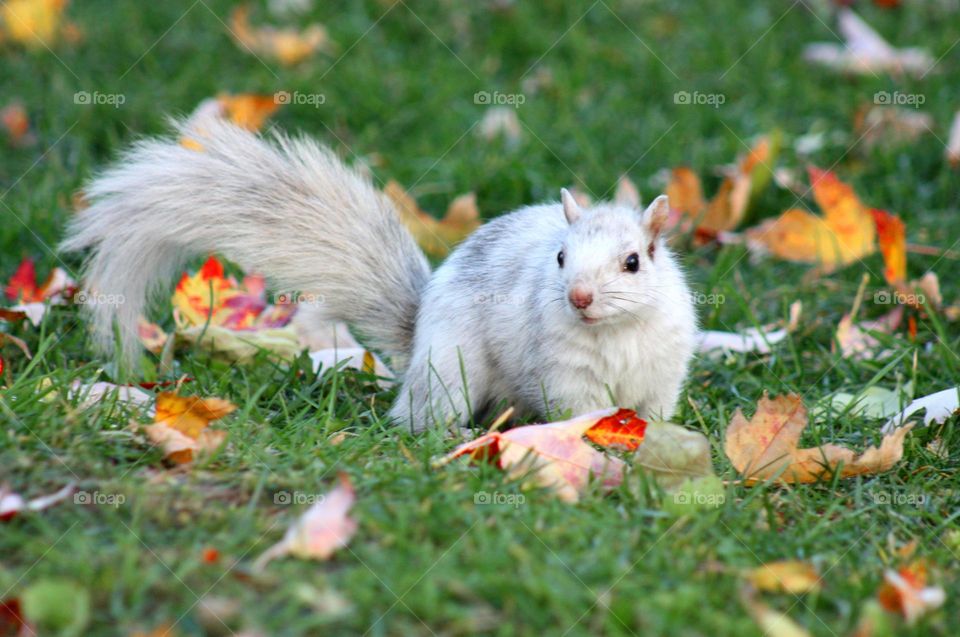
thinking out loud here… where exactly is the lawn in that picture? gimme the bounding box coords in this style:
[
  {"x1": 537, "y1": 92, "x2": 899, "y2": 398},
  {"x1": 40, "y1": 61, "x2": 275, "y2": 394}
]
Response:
[{"x1": 1, "y1": 0, "x2": 959, "y2": 635}]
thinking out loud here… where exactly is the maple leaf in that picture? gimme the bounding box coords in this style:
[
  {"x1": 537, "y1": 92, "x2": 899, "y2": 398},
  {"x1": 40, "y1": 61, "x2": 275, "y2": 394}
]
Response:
[
  {"x1": 253, "y1": 473, "x2": 357, "y2": 571},
  {"x1": 724, "y1": 393, "x2": 913, "y2": 484},
  {"x1": 384, "y1": 181, "x2": 482, "y2": 259},
  {"x1": 746, "y1": 167, "x2": 876, "y2": 270},
  {"x1": 143, "y1": 392, "x2": 235, "y2": 464}
]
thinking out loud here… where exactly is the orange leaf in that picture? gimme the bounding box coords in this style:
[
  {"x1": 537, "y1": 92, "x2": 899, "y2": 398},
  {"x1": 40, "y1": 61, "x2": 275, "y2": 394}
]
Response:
[
  {"x1": 145, "y1": 392, "x2": 235, "y2": 464},
  {"x1": 746, "y1": 167, "x2": 876, "y2": 270},
  {"x1": 871, "y1": 209, "x2": 906, "y2": 285},
  {"x1": 1, "y1": 102, "x2": 31, "y2": 146},
  {"x1": 877, "y1": 560, "x2": 945, "y2": 624},
  {"x1": 723, "y1": 393, "x2": 912, "y2": 484},
  {"x1": 584, "y1": 408, "x2": 647, "y2": 450},
  {"x1": 1, "y1": 0, "x2": 69, "y2": 46},
  {"x1": 217, "y1": 93, "x2": 280, "y2": 131}
]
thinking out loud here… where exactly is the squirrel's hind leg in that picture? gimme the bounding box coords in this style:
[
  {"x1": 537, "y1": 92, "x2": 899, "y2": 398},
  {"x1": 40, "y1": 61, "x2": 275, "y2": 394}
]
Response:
[{"x1": 387, "y1": 345, "x2": 488, "y2": 434}]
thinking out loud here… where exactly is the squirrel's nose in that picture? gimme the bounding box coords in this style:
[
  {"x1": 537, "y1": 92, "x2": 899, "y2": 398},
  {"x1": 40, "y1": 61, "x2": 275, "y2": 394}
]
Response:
[{"x1": 568, "y1": 288, "x2": 593, "y2": 310}]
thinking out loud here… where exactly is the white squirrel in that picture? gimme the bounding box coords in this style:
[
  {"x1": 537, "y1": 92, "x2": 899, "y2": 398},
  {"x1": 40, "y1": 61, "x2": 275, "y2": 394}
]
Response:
[{"x1": 62, "y1": 119, "x2": 697, "y2": 432}]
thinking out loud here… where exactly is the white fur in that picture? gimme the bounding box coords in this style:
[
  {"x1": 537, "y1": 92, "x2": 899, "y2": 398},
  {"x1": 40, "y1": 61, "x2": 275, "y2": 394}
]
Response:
[{"x1": 63, "y1": 121, "x2": 697, "y2": 432}]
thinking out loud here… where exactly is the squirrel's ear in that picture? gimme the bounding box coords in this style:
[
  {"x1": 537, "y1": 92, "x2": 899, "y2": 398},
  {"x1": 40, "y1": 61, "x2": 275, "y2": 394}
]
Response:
[
  {"x1": 560, "y1": 188, "x2": 582, "y2": 224},
  {"x1": 641, "y1": 194, "x2": 670, "y2": 238}
]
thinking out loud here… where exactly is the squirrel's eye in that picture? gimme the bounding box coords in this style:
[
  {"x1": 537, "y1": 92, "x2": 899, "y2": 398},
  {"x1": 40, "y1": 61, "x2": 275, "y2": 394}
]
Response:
[
  {"x1": 624, "y1": 253, "x2": 640, "y2": 273},
  {"x1": 557, "y1": 250, "x2": 565, "y2": 268}
]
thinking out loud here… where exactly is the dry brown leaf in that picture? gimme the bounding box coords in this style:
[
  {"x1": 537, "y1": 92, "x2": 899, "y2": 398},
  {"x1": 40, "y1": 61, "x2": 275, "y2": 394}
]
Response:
[
  {"x1": 384, "y1": 181, "x2": 481, "y2": 258},
  {"x1": 229, "y1": 4, "x2": 332, "y2": 66},
  {"x1": 836, "y1": 305, "x2": 903, "y2": 360},
  {"x1": 724, "y1": 393, "x2": 913, "y2": 484},
  {"x1": 855, "y1": 106, "x2": 932, "y2": 151}
]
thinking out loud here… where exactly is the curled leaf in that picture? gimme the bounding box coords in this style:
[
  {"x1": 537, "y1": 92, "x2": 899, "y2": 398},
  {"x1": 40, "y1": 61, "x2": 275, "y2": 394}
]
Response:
[{"x1": 724, "y1": 393, "x2": 913, "y2": 484}]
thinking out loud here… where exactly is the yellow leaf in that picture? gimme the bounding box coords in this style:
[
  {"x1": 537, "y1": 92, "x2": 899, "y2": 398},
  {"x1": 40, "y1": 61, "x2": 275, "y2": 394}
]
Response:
[
  {"x1": 1, "y1": 0, "x2": 68, "y2": 45},
  {"x1": 724, "y1": 393, "x2": 913, "y2": 484},
  {"x1": 746, "y1": 561, "x2": 821, "y2": 594},
  {"x1": 384, "y1": 181, "x2": 481, "y2": 258}
]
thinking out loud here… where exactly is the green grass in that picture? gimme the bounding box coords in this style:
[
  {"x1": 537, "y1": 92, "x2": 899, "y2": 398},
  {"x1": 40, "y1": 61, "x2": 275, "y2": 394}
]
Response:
[{"x1": 2, "y1": 0, "x2": 959, "y2": 635}]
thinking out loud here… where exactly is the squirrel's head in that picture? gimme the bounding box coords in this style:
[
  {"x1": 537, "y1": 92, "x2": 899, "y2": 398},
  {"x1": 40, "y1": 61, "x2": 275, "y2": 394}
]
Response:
[{"x1": 555, "y1": 188, "x2": 672, "y2": 327}]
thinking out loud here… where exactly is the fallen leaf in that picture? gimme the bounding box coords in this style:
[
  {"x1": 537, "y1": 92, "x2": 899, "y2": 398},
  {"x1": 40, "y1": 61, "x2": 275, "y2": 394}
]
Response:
[
  {"x1": 699, "y1": 301, "x2": 802, "y2": 354},
  {"x1": 746, "y1": 561, "x2": 821, "y2": 594},
  {"x1": 384, "y1": 181, "x2": 481, "y2": 258},
  {"x1": 724, "y1": 393, "x2": 913, "y2": 484},
  {"x1": 804, "y1": 9, "x2": 933, "y2": 77},
  {"x1": 176, "y1": 324, "x2": 303, "y2": 363},
  {"x1": 0, "y1": 333, "x2": 32, "y2": 360},
  {"x1": 0, "y1": 0, "x2": 70, "y2": 46},
  {"x1": 870, "y1": 209, "x2": 906, "y2": 285},
  {"x1": 836, "y1": 305, "x2": 903, "y2": 360},
  {"x1": 877, "y1": 561, "x2": 945, "y2": 624},
  {"x1": 882, "y1": 387, "x2": 959, "y2": 434},
  {"x1": 946, "y1": 110, "x2": 960, "y2": 168},
  {"x1": 740, "y1": 585, "x2": 812, "y2": 637},
  {"x1": 253, "y1": 473, "x2": 357, "y2": 570},
  {"x1": 854, "y1": 106, "x2": 932, "y2": 151},
  {"x1": 229, "y1": 4, "x2": 332, "y2": 66},
  {"x1": 666, "y1": 136, "x2": 771, "y2": 234},
  {"x1": 819, "y1": 384, "x2": 912, "y2": 420},
  {"x1": 436, "y1": 408, "x2": 641, "y2": 503},
  {"x1": 0, "y1": 483, "x2": 74, "y2": 521},
  {"x1": 138, "y1": 319, "x2": 168, "y2": 354},
  {"x1": 310, "y1": 347, "x2": 393, "y2": 386},
  {"x1": 0, "y1": 598, "x2": 29, "y2": 636},
  {"x1": 478, "y1": 106, "x2": 521, "y2": 144},
  {"x1": 143, "y1": 392, "x2": 235, "y2": 464},
  {"x1": 0, "y1": 102, "x2": 34, "y2": 147},
  {"x1": 746, "y1": 167, "x2": 876, "y2": 270},
  {"x1": 583, "y1": 411, "x2": 647, "y2": 450},
  {"x1": 68, "y1": 381, "x2": 153, "y2": 412}
]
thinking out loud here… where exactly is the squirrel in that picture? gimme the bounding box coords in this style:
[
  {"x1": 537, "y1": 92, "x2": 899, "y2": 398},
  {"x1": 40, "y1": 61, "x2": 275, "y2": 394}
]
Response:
[{"x1": 62, "y1": 118, "x2": 697, "y2": 432}]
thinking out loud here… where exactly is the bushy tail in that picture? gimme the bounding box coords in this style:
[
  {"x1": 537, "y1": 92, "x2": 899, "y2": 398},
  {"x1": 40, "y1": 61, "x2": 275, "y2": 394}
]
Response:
[{"x1": 61, "y1": 119, "x2": 430, "y2": 371}]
